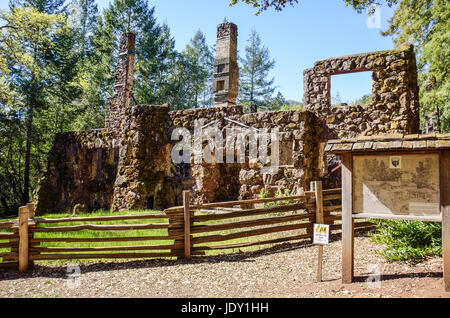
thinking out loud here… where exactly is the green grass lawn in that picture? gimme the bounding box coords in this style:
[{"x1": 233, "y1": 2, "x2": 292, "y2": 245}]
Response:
[
  {"x1": 0, "y1": 208, "x2": 312, "y2": 265},
  {"x1": 1, "y1": 210, "x2": 173, "y2": 264}
]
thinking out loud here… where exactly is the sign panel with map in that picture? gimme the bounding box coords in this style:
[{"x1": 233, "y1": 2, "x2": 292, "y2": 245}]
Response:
[{"x1": 353, "y1": 153, "x2": 440, "y2": 216}]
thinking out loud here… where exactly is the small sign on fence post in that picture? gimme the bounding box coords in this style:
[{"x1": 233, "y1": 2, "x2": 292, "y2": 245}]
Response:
[{"x1": 313, "y1": 224, "x2": 330, "y2": 245}]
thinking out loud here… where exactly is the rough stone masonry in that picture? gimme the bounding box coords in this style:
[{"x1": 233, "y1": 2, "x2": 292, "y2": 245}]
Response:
[{"x1": 34, "y1": 22, "x2": 420, "y2": 215}]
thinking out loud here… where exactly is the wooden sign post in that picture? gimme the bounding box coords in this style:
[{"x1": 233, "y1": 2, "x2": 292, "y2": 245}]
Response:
[
  {"x1": 312, "y1": 181, "x2": 325, "y2": 282},
  {"x1": 441, "y1": 151, "x2": 450, "y2": 291},
  {"x1": 183, "y1": 191, "x2": 191, "y2": 259},
  {"x1": 326, "y1": 133, "x2": 450, "y2": 291}
]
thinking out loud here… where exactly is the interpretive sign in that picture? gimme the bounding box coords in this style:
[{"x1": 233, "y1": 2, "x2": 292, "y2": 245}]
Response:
[
  {"x1": 326, "y1": 133, "x2": 450, "y2": 291},
  {"x1": 353, "y1": 153, "x2": 440, "y2": 217}
]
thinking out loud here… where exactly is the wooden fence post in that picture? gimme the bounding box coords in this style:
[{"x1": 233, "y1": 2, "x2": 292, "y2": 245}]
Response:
[
  {"x1": 26, "y1": 203, "x2": 34, "y2": 219},
  {"x1": 312, "y1": 181, "x2": 324, "y2": 282},
  {"x1": 440, "y1": 151, "x2": 450, "y2": 291},
  {"x1": 183, "y1": 191, "x2": 191, "y2": 259},
  {"x1": 18, "y1": 206, "x2": 29, "y2": 272},
  {"x1": 341, "y1": 153, "x2": 354, "y2": 284},
  {"x1": 27, "y1": 203, "x2": 35, "y2": 269}
]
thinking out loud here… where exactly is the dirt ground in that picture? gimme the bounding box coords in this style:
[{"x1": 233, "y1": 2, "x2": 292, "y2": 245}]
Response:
[{"x1": 1, "y1": 231, "x2": 449, "y2": 298}]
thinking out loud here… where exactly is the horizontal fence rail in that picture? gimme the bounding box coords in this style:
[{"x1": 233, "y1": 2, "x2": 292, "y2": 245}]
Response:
[
  {"x1": 166, "y1": 183, "x2": 372, "y2": 259},
  {"x1": 0, "y1": 183, "x2": 375, "y2": 271},
  {"x1": 0, "y1": 217, "x2": 19, "y2": 269}
]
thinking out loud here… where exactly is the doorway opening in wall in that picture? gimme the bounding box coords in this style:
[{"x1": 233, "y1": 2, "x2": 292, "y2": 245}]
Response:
[
  {"x1": 330, "y1": 71, "x2": 372, "y2": 107},
  {"x1": 146, "y1": 196, "x2": 154, "y2": 210}
]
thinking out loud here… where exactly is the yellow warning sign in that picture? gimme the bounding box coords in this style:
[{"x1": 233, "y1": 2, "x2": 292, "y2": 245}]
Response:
[{"x1": 313, "y1": 224, "x2": 330, "y2": 245}]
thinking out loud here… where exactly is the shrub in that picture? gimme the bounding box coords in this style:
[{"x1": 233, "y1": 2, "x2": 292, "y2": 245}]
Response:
[
  {"x1": 369, "y1": 219, "x2": 442, "y2": 262},
  {"x1": 258, "y1": 189, "x2": 293, "y2": 208}
]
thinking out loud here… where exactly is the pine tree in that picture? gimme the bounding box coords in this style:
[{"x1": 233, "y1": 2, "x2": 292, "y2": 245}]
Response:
[
  {"x1": 0, "y1": 5, "x2": 66, "y2": 204},
  {"x1": 182, "y1": 30, "x2": 214, "y2": 108},
  {"x1": 380, "y1": 0, "x2": 449, "y2": 132},
  {"x1": 9, "y1": 0, "x2": 68, "y2": 14},
  {"x1": 69, "y1": 0, "x2": 99, "y2": 58},
  {"x1": 263, "y1": 91, "x2": 287, "y2": 111},
  {"x1": 92, "y1": 0, "x2": 176, "y2": 106},
  {"x1": 239, "y1": 29, "x2": 275, "y2": 112}
]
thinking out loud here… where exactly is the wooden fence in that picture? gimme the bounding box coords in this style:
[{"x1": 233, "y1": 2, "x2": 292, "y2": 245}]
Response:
[
  {"x1": 164, "y1": 181, "x2": 372, "y2": 259},
  {"x1": 0, "y1": 182, "x2": 373, "y2": 271}
]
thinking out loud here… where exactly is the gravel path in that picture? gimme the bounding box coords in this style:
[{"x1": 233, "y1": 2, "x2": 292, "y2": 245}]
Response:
[{"x1": 1, "y1": 231, "x2": 449, "y2": 298}]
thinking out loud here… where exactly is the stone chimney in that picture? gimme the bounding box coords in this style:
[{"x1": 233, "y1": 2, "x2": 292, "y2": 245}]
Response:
[
  {"x1": 213, "y1": 22, "x2": 239, "y2": 106},
  {"x1": 105, "y1": 32, "x2": 136, "y2": 139}
]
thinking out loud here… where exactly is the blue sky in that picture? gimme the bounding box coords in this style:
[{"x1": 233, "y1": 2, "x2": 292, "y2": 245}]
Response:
[{"x1": 0, "y1": 0, "x2": 397, "y2": 103}]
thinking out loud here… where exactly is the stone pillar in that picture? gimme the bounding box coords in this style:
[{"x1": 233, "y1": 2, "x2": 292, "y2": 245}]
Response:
[
  {"x1": 213, "y1": 22, "x2": 239, "y2": 106},
  {"x1": 105, "y1": 32, "x2": 136, "y2": 139},
  {"x1": 111, "y1": 105, "x2": 174, "y2": 212}
]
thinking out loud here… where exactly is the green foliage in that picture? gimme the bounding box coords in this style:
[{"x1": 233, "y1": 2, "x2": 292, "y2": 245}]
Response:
[
  {"x1": 229, "y1": 0, "x2": 397, "y2": 15},
  {"x1": 0, "y1": 1, "x2": 218, "y2": 205},
  {"x1": 0, "y1": 4, "x2": 67, "y2": 204},
  {"x1": 232, "y1": 0, "x2": 449, "y2": 131},
  {"x1": 280, "y1": 102, "x2": 304, "y2": 111},
  {"x1": 353, "y1": 93, "x2": 372, "y2": 105},
  {"x1": 380, "y1": 0, "x2": 450, "y2": 132},
  {"x1": 178, "y1": 30, "x2": 214, "y2": 109},
  {"x1": 262, "y1": 91, "x2": 288, "y2": 111},
  {"x1": 239, "y1": 29, "x2": 276, "y2": 112},
  {"x1": 229, "y1": 0, "x2": 299, "y2": 15},
  {"x1": 258, "y1": 188, "x2": 293, "y2": 209},
  {"x1": 369, "y1": 219, "x2": 442, "y2": 262}
]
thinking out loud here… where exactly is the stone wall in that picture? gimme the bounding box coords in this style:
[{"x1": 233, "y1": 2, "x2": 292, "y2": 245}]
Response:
[
  {"x1": 303, "y1": 44, "x2": 421, "y2": 189},
  {"x1": 167, "y1": 106, "x2": 327, "y2": 204},
  {"x1": 111, "y1": 105, "x2": 173, "y2": 211},
  {"x1": 169, "y1": 106, "x2": 243, "y2": 204},
  {"x1": 35, "y1": 129, "x2": 118, "y2": 215},
  {"x1": 169, "y1": 105, "x2": 243, "y2": 130},
  {"x1": 304, "y1": 44, "x2": 420, "y2": 139},
  {"x1": 35, "y1": 26, "x2": 423, "y2": 215},
  {"x1": 235, "y1": 110, "x2": 327, "y2": 200}
]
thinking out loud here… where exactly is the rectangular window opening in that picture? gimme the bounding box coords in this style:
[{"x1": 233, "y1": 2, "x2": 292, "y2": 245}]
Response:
[
  {"x1": 217, "y1": 80, "x2": 225, "y2": 91},
  {"x1": 331, "y1": 71, "x2": 373, "y2": 107}
]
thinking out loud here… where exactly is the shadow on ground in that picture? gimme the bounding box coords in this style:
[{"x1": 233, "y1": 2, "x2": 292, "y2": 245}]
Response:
[{"x1": 0, "y1": 227, "x2": 375, "y2": 281}]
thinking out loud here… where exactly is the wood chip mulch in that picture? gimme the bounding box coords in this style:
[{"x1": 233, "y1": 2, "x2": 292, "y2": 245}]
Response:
[{"x1": 1, "y1": 231, "x2": 449, "y2": 298}]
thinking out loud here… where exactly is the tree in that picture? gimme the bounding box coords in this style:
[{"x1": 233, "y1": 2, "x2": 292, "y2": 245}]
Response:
[
  {"x1": 229, "y1": 0, "x2": 299, "y2": 15},
  {"x1": 353, "y1": 93, "x2": 372, "y2": 105},
  {"x1": 0, "y1": 6, "x2": 66, "y2": 204},
  {"x1": 93, "y1": 0, "x2": 176, "y2": 106},
  {"x1": 331, "y1": 91, "x2": 344, "y2": 106},
  {"x1": 181, "y1": 30, "x2": 214, "y2": 108},
  {"x1": 239, "y1": 29, "x2": 276, "y2": 112},
  {"x1": 9, "y1": 0, "x2": 68, "y2": 14},
  {"x1": 380, "y1": 0, "x2": 449, "y2": 132},
  {"x1": 232, "y1": 0, "x2": 449, "y2": 132},
  {"x1": 263, "y1": 91, "x2": 287, "y2": 111},
  {"x1": 229, "y1": 0, "x2": 397, "y2": 14},
  {"x1": 69, "y1": 0, "x2": 99, "y2": 59},
  {"x1": 66, "y1": 0, "x2": 103, "y2": 130}
]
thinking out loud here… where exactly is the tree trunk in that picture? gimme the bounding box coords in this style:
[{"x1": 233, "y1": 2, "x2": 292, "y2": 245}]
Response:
[{"x1": 23, "y1": 104, "x2": 33, "y2": 205}]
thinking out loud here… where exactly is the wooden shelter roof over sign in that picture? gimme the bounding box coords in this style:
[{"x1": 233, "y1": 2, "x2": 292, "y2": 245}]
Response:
[{"x1": 325, "y1": 133, "x2": 450, "y2": 154}]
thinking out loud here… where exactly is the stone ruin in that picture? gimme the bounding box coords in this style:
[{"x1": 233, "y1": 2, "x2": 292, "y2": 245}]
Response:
[{"x1": 34, "y1": 22, "x2": 420, "y2": 215}]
